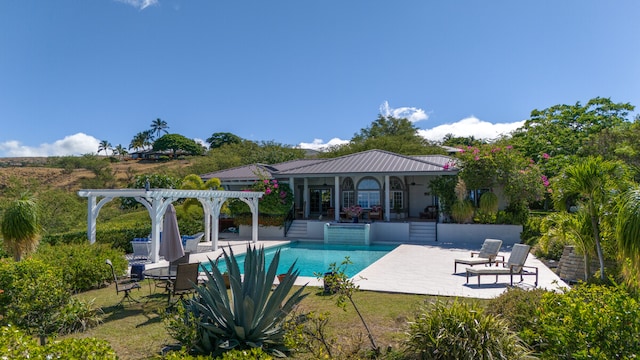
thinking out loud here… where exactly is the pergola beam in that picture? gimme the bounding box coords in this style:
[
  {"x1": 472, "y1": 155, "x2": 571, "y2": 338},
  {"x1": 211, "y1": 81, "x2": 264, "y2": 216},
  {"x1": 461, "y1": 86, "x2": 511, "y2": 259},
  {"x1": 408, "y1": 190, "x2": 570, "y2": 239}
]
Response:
[{"x1": 77, "y1": 189, "x2": 264, "y2": 263}]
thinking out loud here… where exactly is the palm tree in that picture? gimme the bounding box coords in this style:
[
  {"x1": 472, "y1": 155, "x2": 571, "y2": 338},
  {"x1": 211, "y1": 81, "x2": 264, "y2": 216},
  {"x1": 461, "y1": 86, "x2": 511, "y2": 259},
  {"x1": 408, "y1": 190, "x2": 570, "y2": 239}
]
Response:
[
  {"x1": 129, "y1": 130, "x2": 154, "y2": 151},
  {"x1": 150, "y1": 118, "x2": 169, "y2": 140},
  {"x1": 1, "y1": 193, "x2": 41, "y2": 261},
  {"x1": 114, "y1": 144, "x2": 128, "y2": 160},
  {"x1": 616, "y1": 187, "x2": 640, "y2": 284},
  {"x1": 98, "y1": 140, "x2": 112, "y2": 156},
  {"x1": 552, "y1": 156, "x2": 626, "y2": 280}
]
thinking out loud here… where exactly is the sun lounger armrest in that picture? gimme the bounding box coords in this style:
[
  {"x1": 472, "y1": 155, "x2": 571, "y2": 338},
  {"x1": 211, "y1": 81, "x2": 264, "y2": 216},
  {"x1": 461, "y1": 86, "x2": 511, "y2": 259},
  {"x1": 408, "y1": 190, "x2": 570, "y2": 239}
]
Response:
[
  {"x1": 470, "y1": 251, "x2": 480, "y2": 258},
  {"x1": 495, "y1": 254, "x2": 505, "y2": 262}
]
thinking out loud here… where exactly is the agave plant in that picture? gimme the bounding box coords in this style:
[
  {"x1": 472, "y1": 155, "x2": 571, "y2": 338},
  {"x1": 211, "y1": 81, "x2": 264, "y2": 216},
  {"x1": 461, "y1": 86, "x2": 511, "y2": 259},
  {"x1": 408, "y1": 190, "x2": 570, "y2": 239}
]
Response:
[{"x1": 183, "y1": 245, "x2": 307, "y2": 357}]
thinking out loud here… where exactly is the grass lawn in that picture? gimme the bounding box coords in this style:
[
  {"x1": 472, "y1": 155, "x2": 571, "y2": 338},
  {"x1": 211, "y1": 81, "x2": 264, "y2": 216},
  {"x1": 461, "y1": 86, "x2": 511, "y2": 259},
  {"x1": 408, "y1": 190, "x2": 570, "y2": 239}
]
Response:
[{"x1": 65, "y1": 279, "x2": 449, "y2": 359}]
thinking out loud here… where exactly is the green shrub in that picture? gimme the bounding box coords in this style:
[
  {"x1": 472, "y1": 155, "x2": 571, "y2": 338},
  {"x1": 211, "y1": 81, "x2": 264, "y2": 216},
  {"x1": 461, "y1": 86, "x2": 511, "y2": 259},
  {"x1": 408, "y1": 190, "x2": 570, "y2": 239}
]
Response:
[
  {"x1": 403, "y1": 299, "x2": 532, "y2": 360},
  {"x1": 0, "y1": 325, "x2": 117, "y2": 359},
  {"x1": 485, "y1": 287, "x2": 548, "y2": 334},
  {"x1": 528, "y1": 283, "x2": 640, "y2": 359},
  {"x1": 61, "y1": 243, "x2": 126, "y2": 289},
  {"x1": 34, "y1": 242, "x2": 127, "y2": 292},
  {"x1": 0, "y1": 258, "x2": 71, "y2": 340},
  {"x1": 55, "y1": 297, "x2": 103, "y2": 334}
]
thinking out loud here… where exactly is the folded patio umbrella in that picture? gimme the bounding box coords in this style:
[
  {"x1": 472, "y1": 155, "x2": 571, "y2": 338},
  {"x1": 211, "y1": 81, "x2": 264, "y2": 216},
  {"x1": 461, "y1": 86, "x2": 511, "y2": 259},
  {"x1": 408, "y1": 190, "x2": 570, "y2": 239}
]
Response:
[{"x1": 159, "y1": 203, "x2": 185, "y2": 262}]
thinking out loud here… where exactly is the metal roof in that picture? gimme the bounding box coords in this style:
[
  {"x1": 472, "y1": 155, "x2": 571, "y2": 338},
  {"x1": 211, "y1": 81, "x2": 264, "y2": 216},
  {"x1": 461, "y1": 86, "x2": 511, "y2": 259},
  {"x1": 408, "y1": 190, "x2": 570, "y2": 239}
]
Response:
[
  {"x1": 277, "y1": 150, "x2": 457, "y2": 176},
  {"x1": 200, "y1": 150, "x2": 457, "y2": 181}
]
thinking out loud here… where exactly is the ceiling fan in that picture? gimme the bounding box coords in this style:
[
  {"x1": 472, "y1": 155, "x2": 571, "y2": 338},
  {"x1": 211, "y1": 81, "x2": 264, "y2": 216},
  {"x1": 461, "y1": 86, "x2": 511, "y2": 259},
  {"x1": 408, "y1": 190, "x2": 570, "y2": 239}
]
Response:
[{"x1": 409, "y1": 176, "x2": 424, "y2": 186}]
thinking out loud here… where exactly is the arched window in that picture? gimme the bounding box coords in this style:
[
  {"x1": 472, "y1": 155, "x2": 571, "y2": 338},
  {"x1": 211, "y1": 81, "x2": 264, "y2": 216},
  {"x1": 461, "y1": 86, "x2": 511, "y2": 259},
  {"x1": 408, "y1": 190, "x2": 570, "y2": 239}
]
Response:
[
  {"x1": 389, "y1": 177, "x2": 404, "y2": 210},
  {"x1": 357, "y1": 178, "x2": 380, "y2": 208},
  {"x1": 342, "y1": 178, "x2": 355, "y2": 208}
]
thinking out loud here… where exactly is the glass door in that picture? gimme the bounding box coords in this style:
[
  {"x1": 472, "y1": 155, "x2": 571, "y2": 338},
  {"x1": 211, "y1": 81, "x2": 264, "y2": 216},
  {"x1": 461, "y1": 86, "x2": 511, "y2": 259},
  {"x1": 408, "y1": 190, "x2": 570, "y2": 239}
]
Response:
[{"x1": 309, "y1": 188, "x2": 332, "y2": 215}]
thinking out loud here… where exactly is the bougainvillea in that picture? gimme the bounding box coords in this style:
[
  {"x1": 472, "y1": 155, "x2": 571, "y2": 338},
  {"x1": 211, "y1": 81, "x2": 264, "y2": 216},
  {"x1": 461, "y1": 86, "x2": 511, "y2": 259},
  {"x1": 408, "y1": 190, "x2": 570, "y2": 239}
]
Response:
[{"x1": 456, "y1": 144, "x2": 547, "y2": 206}]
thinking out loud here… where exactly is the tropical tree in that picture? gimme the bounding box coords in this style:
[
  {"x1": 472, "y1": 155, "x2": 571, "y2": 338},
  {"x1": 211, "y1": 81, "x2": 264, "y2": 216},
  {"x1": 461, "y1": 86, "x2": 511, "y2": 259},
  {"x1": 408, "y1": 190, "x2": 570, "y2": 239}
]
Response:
[
  {"x1": 552, "y1": 156, "x2": 630, "y2": 279},
  {"x1": 322, "y1": 114, "x2": 443, "y2": 157},
  {"x1": 129, "y1": 130, "x2": 154, "y2": 151},
  {"x1": 152, "y1": 134, "x2": 204, "y2": 158},
  {"x1": 97, "y1": 140, "x2": 112, "y2": 156},
  {"x1": 1, "y1": 193, "x2": 41, "y2": 261},
  {"x1": 511, "y1": 97, "x2": 634, "y2": 177},
  {"x1": 206, "y1": 132, "x2": 242, "y2": 149},
  {"x1": 150, "y1": 118, "x2": 169, "y2": 140},
  {"x1": 113, "y1": 144, "x2": 128, "y2": 160},
  {"x1": 615, "y1": 187, "x2": 640, "y2": 286},
  {"x1": 180, "y1": 174, "x2": 222, "y2": 213}
]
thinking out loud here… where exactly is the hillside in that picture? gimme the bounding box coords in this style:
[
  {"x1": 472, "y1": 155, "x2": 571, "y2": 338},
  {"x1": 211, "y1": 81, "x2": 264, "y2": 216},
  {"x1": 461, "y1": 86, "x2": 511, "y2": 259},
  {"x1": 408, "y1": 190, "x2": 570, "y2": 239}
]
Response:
[{"x1": 0, "y1": 157, "x2": 193, "y2": 191}]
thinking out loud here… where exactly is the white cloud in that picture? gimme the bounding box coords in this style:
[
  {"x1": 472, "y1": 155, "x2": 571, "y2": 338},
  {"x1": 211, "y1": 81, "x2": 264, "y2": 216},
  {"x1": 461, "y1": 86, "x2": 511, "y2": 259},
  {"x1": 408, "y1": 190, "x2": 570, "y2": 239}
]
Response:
[
  {"x1": 417, "y1": 116, "x2": 525, "y2": 142},
  {"x1": 379, "y1": 101, "x2": 428, "y2": 123},
  {"x1": 115, "y1": 0, "x2": 158, "y2": 10},
  {"x1": 298, "y1": 137, "x2": 349, "y2": 151},
  {"x1": 0, "y1": 133, "x2": 101, "y2": 157}
]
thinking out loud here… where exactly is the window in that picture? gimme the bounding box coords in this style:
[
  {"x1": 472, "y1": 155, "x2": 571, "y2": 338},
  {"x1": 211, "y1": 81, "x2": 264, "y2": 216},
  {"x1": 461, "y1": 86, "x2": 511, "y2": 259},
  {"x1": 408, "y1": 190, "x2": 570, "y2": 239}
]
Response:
[
  {"x1": 342, "y1": 178, "x2": 355, "y2": 208},
  {"x1": 357, "y1": 178, "x2": 380, "y2": 208}
]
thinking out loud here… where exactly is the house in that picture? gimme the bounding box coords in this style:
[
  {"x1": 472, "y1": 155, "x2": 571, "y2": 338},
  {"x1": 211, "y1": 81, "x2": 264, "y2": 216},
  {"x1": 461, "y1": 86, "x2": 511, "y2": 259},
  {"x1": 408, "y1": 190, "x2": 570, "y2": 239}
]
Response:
[{"x1": 201, "y1": 149, "x2": 459, "y2": 223}]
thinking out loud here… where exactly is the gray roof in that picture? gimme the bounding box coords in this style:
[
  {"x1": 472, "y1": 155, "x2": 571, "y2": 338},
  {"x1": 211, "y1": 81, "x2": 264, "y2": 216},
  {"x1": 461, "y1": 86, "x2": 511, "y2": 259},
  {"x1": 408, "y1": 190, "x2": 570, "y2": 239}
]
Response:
[{"x1": 201, "y1": 149, "x2": 457, "y2": 181}]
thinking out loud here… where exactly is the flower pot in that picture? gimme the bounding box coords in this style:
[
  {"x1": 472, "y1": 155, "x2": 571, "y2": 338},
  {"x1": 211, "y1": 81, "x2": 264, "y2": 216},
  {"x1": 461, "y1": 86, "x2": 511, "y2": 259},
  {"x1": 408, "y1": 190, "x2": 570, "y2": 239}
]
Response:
[{"x1": 352, "y1": 217, "x2": 358, "y2": 223}]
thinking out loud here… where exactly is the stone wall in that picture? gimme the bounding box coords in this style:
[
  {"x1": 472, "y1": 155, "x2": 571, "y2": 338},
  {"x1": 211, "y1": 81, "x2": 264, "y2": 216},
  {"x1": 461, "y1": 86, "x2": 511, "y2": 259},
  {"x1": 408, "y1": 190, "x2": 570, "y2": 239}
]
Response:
[{"x1": 557, "y1": 245, "x2": 601, "y2": 283}]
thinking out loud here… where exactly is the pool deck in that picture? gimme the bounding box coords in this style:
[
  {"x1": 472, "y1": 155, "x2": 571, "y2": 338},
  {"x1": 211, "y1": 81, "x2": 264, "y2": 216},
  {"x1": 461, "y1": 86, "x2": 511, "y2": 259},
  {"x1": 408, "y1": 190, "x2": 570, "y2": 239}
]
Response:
[{"x1": 139, "y1": 238, "x2": 568, "y2": 300}]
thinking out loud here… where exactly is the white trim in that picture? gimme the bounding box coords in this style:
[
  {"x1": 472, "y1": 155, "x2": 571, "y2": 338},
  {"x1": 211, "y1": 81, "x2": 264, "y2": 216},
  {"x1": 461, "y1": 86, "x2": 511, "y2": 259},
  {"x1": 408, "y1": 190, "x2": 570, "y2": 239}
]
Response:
[{"x1": 77, "y1": 189, "x2": 264, "y2": 263}]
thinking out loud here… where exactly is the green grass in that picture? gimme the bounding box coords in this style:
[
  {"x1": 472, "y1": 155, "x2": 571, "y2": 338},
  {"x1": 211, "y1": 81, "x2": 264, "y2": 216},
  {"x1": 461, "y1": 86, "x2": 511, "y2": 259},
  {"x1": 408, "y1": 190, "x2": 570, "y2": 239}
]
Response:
[{"x1": 65, "y1": 280, "x2": 438, "y2": 359}]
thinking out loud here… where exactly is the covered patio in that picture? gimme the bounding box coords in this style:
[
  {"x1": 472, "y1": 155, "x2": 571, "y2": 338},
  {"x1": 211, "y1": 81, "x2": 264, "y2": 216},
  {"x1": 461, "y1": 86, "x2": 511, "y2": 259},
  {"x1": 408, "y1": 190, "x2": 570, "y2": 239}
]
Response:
[{"x1": 77, "y1": 188, "x2": 263, "y2": 263}]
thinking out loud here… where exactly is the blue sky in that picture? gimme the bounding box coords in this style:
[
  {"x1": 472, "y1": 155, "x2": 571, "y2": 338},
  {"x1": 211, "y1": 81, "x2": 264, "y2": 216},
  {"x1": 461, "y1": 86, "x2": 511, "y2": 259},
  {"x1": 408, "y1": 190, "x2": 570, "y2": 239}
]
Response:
[{"x1": 1, "y1": 1, "x2": 639, "y2": 157}]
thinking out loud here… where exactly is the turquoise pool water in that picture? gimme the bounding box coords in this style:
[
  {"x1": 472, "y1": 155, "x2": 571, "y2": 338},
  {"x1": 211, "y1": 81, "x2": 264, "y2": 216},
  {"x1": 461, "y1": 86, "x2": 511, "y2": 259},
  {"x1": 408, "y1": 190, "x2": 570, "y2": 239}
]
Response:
[{"x1": 202, "y1": 242, "x2": 397, "y2": 277}]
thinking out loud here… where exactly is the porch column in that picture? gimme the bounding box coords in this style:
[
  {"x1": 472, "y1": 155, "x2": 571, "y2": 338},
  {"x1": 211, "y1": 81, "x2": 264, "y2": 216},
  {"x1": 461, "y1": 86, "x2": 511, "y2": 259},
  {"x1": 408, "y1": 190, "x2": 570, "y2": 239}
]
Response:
[
  {"x1": 384, "y1": 175, "x2": 390, "y2": 221},
  {"x1": 334, "y1": 176, "x2": 340, "y2": 221},
  {"x1": 303, "y1": 178, "x2": 309, "y2": 218}
]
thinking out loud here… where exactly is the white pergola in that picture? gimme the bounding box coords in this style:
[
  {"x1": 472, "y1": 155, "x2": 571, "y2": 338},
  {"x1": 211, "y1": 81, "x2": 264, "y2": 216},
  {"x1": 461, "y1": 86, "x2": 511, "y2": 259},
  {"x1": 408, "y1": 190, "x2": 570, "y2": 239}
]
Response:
[{"x1": 77, "y1": 189, "x2": 264, "y2": 263}]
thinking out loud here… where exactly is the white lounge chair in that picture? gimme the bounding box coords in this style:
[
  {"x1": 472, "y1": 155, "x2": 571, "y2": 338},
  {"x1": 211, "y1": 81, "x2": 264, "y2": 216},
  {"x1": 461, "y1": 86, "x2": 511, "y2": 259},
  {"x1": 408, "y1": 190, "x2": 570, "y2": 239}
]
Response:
[
  {"x1": 183, "y1": 232, "x2": 204, "y2": 253},
  {"x1": 454, "y1": 238, "x2": 504, "y2": 273},
  {"x1": 465, "y1": 244, "x2": 538, "y2": 286},
  {"x1": 131, "y1": 238, "x2": 151, "y2": 260}
]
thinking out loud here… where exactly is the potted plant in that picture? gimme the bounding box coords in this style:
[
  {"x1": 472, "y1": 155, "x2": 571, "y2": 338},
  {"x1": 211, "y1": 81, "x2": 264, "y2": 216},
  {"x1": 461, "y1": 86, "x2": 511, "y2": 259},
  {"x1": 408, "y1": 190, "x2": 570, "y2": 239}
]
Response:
[{"x1": 343, "y1": 205, "x2": 363, "y2": 223}]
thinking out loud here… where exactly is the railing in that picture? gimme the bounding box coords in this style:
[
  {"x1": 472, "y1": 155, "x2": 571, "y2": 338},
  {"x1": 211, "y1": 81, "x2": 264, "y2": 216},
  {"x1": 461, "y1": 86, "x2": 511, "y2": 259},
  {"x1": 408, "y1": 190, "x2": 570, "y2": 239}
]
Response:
[{"x1": 283, "y1": 204, "x2": 295, "y2": 237}]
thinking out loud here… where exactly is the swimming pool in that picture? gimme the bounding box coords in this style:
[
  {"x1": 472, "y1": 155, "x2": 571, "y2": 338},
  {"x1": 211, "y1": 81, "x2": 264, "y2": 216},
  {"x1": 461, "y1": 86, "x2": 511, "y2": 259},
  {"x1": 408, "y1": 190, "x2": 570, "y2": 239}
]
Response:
[{"x1": 202, "y1": 242, "x2": 398, "y2": 278}]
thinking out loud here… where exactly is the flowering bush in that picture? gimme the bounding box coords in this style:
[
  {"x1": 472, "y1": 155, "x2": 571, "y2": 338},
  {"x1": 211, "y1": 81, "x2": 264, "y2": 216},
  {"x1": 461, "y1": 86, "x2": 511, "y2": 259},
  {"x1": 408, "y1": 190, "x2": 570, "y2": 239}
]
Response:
[
  {"x1": 227, "y1": 177, "x2": 294, "y2": 227},
  {"x1": 343, "y1": 205, "x2": 363, "y2": 218},
  {"x1": 456, "y1": 144, "x2": 547, "y2": 206}
]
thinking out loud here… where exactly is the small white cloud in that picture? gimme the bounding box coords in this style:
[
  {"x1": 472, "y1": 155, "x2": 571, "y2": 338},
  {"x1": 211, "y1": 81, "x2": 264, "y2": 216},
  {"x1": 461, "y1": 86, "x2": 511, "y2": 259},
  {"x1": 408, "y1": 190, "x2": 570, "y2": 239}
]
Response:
[
  {"x1": 379, "y1": 101, "x2": 429, "y2": 123},
  {"x1": 115, "y1": 0, "x2": 158, "y2": 10},
  {"x1": 418, "y1": 116, "x2": 525, "y2": 142},
  {"x1": 298, "y1": 138, "x2": 349, "y2": 151},
  {"x1": 0, "y1": 133, "x2": 101, "y2": 157}
]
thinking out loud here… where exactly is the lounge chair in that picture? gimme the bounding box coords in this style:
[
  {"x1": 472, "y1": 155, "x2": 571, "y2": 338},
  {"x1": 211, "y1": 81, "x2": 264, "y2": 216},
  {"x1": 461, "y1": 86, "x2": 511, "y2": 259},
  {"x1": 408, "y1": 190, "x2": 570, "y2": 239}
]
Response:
[
  {"x1": 465, "y1": 244, "x2": 538, "y2": 286},
  {"x1": 454, "y1": 238, "x2": 504, "y2": 273},
  {"x1": 131, "y1": 237, "x2": 151, "y2": 260},
  {"x1": 105, "y1": 259, "x2": 141, "y2": 305},
  {"x1": 183, "y1": 232, "x2": 204, "y2": 253},
  {"x1": 166, "y1": 262, "x2": 200, "y2": 305}
]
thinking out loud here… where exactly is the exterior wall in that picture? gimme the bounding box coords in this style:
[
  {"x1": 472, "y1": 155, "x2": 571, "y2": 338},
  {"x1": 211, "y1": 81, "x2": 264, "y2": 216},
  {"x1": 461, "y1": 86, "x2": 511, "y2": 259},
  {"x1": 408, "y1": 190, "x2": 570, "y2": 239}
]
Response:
[
  {"x1": 306, "y1": 221, "x2": 326, "y2": 239},
  {"x1": 370, "y1": 222, "x2": 410, "y2": 243},
  {"x1": 436, "y1": 223, "x2": 523, "y2": 246},
  {"x1": 239, "y1": 224, "x2": 284, "y2": 239}
]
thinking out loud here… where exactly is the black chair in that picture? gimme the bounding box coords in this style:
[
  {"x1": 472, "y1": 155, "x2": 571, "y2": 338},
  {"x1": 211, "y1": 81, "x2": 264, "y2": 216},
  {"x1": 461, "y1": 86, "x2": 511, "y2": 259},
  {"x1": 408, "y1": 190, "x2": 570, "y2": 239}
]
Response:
[
  {"x1": 166, "y1": 262, "x2": 200, "y2": 305},
  {"x1": 105, "y1": 259, "x2": 141, "y2": 305}
]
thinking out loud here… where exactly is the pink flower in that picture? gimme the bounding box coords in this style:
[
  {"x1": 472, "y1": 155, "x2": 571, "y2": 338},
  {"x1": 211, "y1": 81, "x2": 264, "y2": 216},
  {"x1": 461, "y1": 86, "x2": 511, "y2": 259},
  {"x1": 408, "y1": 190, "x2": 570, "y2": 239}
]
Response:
[
  {"x1": 443, "y1": 163, "x2": 450, "y2": 170},
  {"x1": 263, "y1": 179, "x2": 269, "y2": 184},
  {"x1": 542, "y1": 153, "x2": 550, "y2": 159},
  {"x1": 474, "y1": 156, "x2": 480, "y2": 161},
  {"x1": 506, "y1": 145, "x2": 513, "y2": 149},
  {"x1": 265, "y1": 188, "x2": 272, "y2": 195},
  {"x1": 491, "y1": 147, "x2": 500, "y2": 153},
  {"x1": 273, "y1": 183, "x2": 279, "y2": 189},
  {"x1": 473, "y1": 148, "x2": 480, "y2": 155}
]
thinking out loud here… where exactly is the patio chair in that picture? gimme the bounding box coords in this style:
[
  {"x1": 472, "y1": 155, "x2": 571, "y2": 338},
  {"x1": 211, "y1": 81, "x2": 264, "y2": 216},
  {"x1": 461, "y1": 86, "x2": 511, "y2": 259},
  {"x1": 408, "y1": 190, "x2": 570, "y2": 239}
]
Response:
[
  {"x1": 454, "y1": 238, "x2": 504, "y2": 273},
  {"x1": 130, "y1": 237, "x2": 151, "y2": 260},
  {"x1": 105, "y1": 259, "x2": 141, "y2": 305},
  {"x1": 166, "y1": 262, "x2": 200, "y2": 305},
  {"x1": 183, "y1": 232, "x2": 204, "y2": 253},
  {"x1": 465, "y1": 244, "x2": 538, "y2": 286}
]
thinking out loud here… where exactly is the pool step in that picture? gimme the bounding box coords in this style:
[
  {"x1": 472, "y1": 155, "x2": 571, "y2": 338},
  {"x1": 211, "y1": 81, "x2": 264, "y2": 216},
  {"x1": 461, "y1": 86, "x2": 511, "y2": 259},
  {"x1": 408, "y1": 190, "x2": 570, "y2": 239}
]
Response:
[
  {"x1": 286, "y1": 220, "x2": 308, "y2": 239},
  {"x1": 408, "y1": 222, "x2": 436, "y2": 243}
]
